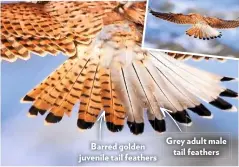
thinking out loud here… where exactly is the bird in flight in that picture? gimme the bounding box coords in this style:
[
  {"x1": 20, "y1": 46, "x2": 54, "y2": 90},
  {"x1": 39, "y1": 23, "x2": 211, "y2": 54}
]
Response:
[
  {"x1": 1, "y1": 1, "x2": 238, "y2": 135},
  {"x1": 149, "y1": 9, "x2": 239, "y2": 40}
]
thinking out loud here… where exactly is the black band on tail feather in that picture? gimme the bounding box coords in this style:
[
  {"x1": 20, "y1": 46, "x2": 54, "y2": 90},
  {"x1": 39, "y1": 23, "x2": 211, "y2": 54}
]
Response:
[
  {"x1": 127, "y1": 121, "x2": 144, "y2": 135},
  {"x1": 169, "y1": 110, "x2": 192, "y2": 124}
]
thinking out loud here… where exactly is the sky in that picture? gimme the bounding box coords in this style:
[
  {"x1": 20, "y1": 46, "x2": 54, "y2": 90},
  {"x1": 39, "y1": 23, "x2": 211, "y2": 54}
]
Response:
[
  {"x1": 1, "y1": 53, "x2": 238, "y2": 166},
  {"x1": 144, "y1": 0, "x2": 239, "y2": 57}
]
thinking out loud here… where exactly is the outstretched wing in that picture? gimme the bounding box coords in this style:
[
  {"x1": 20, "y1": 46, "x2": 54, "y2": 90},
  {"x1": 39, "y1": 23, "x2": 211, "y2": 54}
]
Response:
[
  {"x1": 149, "y1": 9, "x2": 196, "y2": 24},
  {"x1": 204, "y1": 17, "x2": 239, "y2": 29},
  {"x1": 1, "y1": 2, "x2": 118, "y2": 62}
]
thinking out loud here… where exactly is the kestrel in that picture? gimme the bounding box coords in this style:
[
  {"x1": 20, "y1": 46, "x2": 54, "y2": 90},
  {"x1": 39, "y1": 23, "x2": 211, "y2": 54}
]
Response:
[
  {"x1": 1, "y1": 1, "x2": 238, "y2": 135},
  {"x1": 150, "y1": 9, "x2": 239, "y2": 40}
]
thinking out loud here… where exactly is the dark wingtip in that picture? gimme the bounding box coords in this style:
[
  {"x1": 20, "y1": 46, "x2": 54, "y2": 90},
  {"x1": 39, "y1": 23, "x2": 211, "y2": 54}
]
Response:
[
  {"x1": 209, "y1": 97, "x2": 233, "y2": 110},
  {"x1": 149, "y1": 8, "x2": 157, "y2": 15},
  {"x1": 77, "y1": 119, "x2": 94, "y2": 129},
  {"x1": 23, "y1": 95, "x2": 35, "y2": 102},
  {"x1": 106, "y1": 122, "x2": 123, "y2": 132},
  {"x1": 169, "y1": 110, "x2": 192, "y2": 124},
  {"x1": 220, "y1": 89, "x2": 238, "y2": 98},
  {"x1": 220, "y1": 76, "x2": 235, "y2": 82},
  {"x1": 149, "y1": 118, "x2": 166, "y2": 133},
  {"x1": 189, "y1": 104, "x2": 211, "y2": 117},
  {"x1": 45, "y1": 112, "x2": 62, "y2": 124},
  {"x1": 127, "y1": 121, "x2": 144, "y2": 135}
]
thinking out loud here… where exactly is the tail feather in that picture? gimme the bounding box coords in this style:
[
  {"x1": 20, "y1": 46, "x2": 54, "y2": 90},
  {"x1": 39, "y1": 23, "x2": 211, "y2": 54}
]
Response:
[
  {"x1": 32, "y1": 59, "x2": 84, "y2": 117},
  {"x1": 122, "y1": 65, "x2": 145, "y2": 134},
  {"x1": 186, "y1": 26, "x2": 195, "y2": 37},
  {"x1": 110, "y1": 63, "x2": 145, "y2": 135},
  {"x1": 22, "y1": 58, "x2": 77, "y2": 103},
  {"x1": 169, "y1": 110, "x2": 192, "y2": 125},
  {"x1": 220, "y1": 89, "x2": 238, "y2": 98},
  {"x1": 45, "y1": 58, "x2": 90, "y2": 124},
  {"x1": 99, "y1": 68, "x2": 125, "y2": 132},
  {"x1": 189, "y1": 104, "x2": 212, "y2": 118},
  {"x1": 78, "y1": 59, "x2": 101, "y2": 129},
  {"x1": 193, "y1": 27, "x2": 200, "y2": 38},
  {"x1": 130, "y1": 61, "x2": 165, "y2": 133},
  {"x1": 147, "y1": 109, "x2": 166, "y2": 133}
]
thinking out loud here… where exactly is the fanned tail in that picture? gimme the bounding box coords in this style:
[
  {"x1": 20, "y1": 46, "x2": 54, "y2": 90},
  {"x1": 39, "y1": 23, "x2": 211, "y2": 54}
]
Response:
[{"x1": 186, "y1": 24, "x2": 222, "y2": 40}]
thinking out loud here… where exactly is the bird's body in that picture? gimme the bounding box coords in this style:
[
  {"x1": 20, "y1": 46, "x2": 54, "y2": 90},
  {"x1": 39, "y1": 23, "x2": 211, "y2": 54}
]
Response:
[
  {"x1": 1, "y1": 1, "x2": 238, "y2": 135},
  {"x1": 150, "y1": 10, "x2": 239, "y2": 40}
]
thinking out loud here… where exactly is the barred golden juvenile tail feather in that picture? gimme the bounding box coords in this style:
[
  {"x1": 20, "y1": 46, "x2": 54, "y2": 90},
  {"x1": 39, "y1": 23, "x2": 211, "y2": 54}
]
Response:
[{"x1": 99, "y1": 68, "x2": 126, "y2": 132}]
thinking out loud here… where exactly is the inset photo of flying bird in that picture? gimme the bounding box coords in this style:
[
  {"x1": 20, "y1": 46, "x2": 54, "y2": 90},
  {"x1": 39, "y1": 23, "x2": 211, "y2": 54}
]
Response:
[
  {"x1": 149, "y1": 10, "x2": 239, "y2": 40},
  {"x1": 143, "y1": 0, "x2": 239, "y2": 57}
]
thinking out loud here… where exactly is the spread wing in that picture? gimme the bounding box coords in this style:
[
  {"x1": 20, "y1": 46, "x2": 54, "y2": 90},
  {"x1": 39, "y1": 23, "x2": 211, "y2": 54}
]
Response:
[
  {"x1": 123, "y1": 2, "x2": 146, "y2": 25},
  {"x1": 204, "y1": 17, "x2": 239, "y2": 29},
  {"x1": 1, "y1": 2, "x2": 119, "y2": 62},
  {"x1": 149, "y1": 9, "x2": 196, "y2": 24}
]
